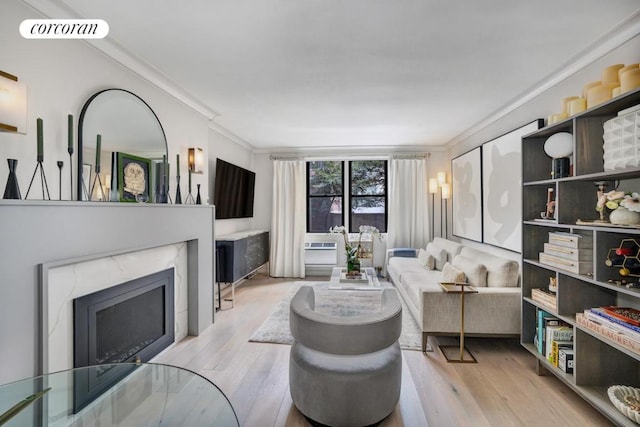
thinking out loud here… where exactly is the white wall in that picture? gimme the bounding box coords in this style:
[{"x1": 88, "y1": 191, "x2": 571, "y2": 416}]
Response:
[
  {"x1": 445, "y1": 35, "x2": 640, "y2": 261},
  {"x1": 1, "y1": 0, "x2": 210, "y2": 201}
]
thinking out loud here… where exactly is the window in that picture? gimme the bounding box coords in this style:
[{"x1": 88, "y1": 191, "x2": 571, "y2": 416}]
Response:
[
  {"x1": 307, "y1": 161, "x2": 343, "y2": 233},
  {"x1": 306, "y1": 160, "x2": 387, "y2": 233},
  {"x1": 349, "y1": 160, "x2": 387, "y2": 233}
]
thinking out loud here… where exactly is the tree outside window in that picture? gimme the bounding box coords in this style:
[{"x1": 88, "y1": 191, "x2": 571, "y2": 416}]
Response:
[
  {"x1": 306, "y1": 160, "x2": 387, "y2": 233},
  {"x1": 307, "y1": 161, "x2": 343, "y2": 233}
]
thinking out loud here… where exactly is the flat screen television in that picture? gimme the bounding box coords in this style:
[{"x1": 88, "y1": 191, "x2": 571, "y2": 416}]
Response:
[{"x1": 214, "y1": 158, "x2": 256, "y2": 219}]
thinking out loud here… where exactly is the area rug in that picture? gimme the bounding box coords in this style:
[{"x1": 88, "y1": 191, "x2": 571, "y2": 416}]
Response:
[{"x1": 249, "y1": 281, "x2": 422, "y2": 351}]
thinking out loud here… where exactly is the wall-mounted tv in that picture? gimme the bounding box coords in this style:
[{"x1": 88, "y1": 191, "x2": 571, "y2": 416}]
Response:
[{"x1": 213, "y1": 158, "x2": 256, "y2": 219}]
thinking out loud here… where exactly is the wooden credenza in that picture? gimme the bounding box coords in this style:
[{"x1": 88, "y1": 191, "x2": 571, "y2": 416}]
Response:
[{"x1": 215, "y1": 230, "x2": 269, "y2": 308}]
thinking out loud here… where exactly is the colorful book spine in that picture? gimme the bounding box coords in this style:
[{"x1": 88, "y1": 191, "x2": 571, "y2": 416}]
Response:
[
  {"x1": 577, "y1": 313, "x2": 640, "y2": 354},
  {"x1": 536, "y1": 308, "x2": 558, "y2": 354},
  {"x1": 589, "y1": 308, "x2": 640, "y2": 334},
  {"x1": 585, "y1": 311, "x2": 640, "y2": 343},
  {"x1": 545, "y1": 325, "x2": 573, "y2": 361}
]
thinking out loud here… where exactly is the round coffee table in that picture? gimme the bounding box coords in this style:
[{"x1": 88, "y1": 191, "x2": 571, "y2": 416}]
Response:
[{"x1": 0, "y1": 363, "x2": 238, "y2": 426}]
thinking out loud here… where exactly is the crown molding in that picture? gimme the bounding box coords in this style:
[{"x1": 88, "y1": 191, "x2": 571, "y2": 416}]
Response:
[
  {"x1": 21, "y1": 0, "x2": 218, "y2": 120},
  {"x1": 445, "y1": 9, "x2": 640, "y2": 151},
  {"x1": 208, "y1": 121, "x2": 255, "y2": 151},
  {"x1": 252, "y1": 143, "x2": 447, "y2": 157}
]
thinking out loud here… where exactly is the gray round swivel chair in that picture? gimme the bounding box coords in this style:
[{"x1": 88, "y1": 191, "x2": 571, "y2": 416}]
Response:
[{"x1": 289, "y1": 285, "x2": 402, "y2": 427}]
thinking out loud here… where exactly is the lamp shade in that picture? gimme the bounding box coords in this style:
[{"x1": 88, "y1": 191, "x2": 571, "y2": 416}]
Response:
[
  {"x1": 188, "y1": 147, "x2": 204, "y2": 173},
  {"x1": 428, "y1": 178, "x2": 438, "y2": 194},
  {"x1": 0, "y1": 71, "x2": 27, "y2": 134},
  {"x1": 441, "y1": 183, "x2": 451, "y2": 199},
  {"x1": 437, "y1": 171, "x2": 446, "y2": 186},
  {"x1": 544, "y1": 132, "x2": 573, "y2": 158}
]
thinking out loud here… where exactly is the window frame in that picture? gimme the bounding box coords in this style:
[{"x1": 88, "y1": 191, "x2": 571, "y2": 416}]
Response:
[
  {"x1": 347, "y1": 160, "x2": 388, "y2": 233},
  {"x1": 306, "y1": 161, "x2": 345, "y2": 233},
  {"x1": 305, "y1": 160, "x2": 388, "y2": 233}
]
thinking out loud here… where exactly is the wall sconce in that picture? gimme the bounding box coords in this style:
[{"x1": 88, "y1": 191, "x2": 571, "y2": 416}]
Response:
[
  {"x1": 0, "y1": 70, "x2": 27, "y2": 133},
  {"x1": 188, "y1": 147, "x2": 204, "y2": 174}
]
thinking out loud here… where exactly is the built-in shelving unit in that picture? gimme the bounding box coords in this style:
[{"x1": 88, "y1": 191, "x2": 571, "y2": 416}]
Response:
[{"x1": 521, "y1": 88, "x2": 640, "y2": 426}]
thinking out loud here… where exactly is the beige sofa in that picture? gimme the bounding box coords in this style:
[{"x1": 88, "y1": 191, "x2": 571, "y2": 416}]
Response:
[{"x1": 386, "y1": 237, "x2": 521, "y2": 352}]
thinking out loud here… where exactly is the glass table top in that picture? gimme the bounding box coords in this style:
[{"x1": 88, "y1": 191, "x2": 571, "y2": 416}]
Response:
[{"x1": 0, "y1": 363, "x2": 238, "y2": 426}]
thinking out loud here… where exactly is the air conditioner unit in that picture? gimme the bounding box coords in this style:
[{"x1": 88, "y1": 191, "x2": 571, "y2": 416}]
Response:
[{"x1": 304, "y1": 242, "x2": 337, "y2": 276}]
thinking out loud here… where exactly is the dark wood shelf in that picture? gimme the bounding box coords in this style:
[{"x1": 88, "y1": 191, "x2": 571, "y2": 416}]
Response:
[{"x1": 521, "y1": 86, "x2": 640, "y2": 426}]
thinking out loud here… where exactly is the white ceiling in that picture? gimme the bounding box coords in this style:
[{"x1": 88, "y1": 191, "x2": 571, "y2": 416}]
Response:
[{"x1": 52, "y1": 1, "x2": 640, "y2": 150}]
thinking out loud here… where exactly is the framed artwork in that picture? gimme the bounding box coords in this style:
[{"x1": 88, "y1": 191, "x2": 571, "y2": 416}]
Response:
[
  {"x1": 81, "y1": 163, "x2": 92, "y2": 201},
  {"x1": 482, "y1": 119, "x2": 543, "y2": 252},
  {"x1": 116, "y1": 152, "x2": 152, "y2": 202},
  {"x1": 452, "y1": 147, "x2": 483, "y2": 242}
]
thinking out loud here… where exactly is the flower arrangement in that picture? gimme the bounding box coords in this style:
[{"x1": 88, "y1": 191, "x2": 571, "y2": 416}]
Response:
[
  {"x1": 597, "y1": 191, "x2": 640, "y2": 213},
  {"x1": 329, "y1": 225, "x2": 380, "y2": 272}
]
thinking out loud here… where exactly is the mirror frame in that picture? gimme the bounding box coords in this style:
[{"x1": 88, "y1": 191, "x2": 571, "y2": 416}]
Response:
[{"x1": 76, "y1": 88, "x2": 168, "y2": 201}]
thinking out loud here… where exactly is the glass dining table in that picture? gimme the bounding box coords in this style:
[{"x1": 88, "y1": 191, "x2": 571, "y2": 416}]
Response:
[{"x1": 0, "y1": 363, "x2": 239, "y2": 426}]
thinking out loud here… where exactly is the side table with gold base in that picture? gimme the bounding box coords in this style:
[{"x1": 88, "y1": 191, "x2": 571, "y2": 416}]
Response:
[{"x1": 438, "y1": 282, "x2": 478, "y2": 363}]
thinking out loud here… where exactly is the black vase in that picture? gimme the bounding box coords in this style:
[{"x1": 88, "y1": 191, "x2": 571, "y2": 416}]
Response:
[
  {"x1": 175, "y1": 176, "x2": 182, "y2": 204},
  {"x1": 196, "y1": 184, "x2": 202, "y2": 205},
  {"x1": 3, "y1": 159, "x2": 21, "y2": 199}
]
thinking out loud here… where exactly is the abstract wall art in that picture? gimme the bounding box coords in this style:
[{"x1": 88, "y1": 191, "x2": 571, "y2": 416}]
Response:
[
  {"x1": 481, "y1": 119, "x2": 542, "y2": 252},
  {"x1": 452, "y1": 147, "x2": 483, "y2": 242}
]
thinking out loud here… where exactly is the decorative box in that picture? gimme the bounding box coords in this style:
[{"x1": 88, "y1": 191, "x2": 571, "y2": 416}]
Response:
[
  {"x1": 548, "y1": 232, "x2": 592, "y2": 249},
  {"x1": 539, "y1": 252, "x2": 593, "y2": 275},
  {"x1": 543, "y1": 243, "x2": 592, "y2": 261},
  {"x1": 603, "y1": 104, "x2": 640, "y2": 171}
]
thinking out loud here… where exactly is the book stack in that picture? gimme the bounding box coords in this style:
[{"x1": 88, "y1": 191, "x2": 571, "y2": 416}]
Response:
[
  {"x1": 531, "y1": 288, "x2": 557, "y2": 311},
  {"x1": 534, "y1": 308, "x2": 573, "y2": 370},
  {"x1": 538, "y1": 232, "x2": 592, "y2": 275},
  {"x1": 577, "y1": 306, "x2": 640, "y2": 354}
]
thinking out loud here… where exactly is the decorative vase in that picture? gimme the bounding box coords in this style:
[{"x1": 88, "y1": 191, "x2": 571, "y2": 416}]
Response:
[
  {"x1": 175, "y1": 176, "x2": 182, "y2": 204},
  {"x1": 196, "y1": 184, "x2": 202, "y2": 205},
  {"x1": 609, "y1": 206, "x2": 640, "y2": 225},
  {"x1": 3, "y1": 159, "x2": 21, "y2": 199}
]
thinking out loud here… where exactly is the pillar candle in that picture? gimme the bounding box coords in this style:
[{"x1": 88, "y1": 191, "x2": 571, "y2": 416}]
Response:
[
  {"x1": 176, "y1": 153, "x2": 180, "y2": 177},
  {"x1": 37, "y1": 118, "x2": 43, "y2": 162},
  {"x1": 96, "y1": 134, "x2": 101, "y2": 167},
  {"x1": 68, "y1": 115, "x2": 73, "y2": 151}
]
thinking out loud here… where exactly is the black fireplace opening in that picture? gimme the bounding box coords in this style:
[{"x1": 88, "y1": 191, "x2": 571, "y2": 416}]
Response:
[{"x1": 72, "y1": 268, "x2": 175, "y2": 411}]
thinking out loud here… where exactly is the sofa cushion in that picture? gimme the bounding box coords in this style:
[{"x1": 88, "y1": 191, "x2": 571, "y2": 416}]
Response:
[
  {"x1": 426, "y1": 243, "x2": 447, "y2": 270},
  {"x1": 459, "y1": 247, "x2": 519, "y2": 287},
  {"x1": 441, "y1": 262, "x2": 466, "y2": 283},
  {"x1": 452, "y1": 255, "x2": 487, "y2": 287},
  {"x1": 432, "y1": 237, "x2": 464, "y2": 263},
  {"x1": 417, "y1": 249, "x2": 435, "y2": 270}
]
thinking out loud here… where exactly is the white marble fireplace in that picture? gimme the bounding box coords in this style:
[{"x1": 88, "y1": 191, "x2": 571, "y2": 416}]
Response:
[
  {"x1": 0, "y1": 201, "x2": 215, "y2": 384},
  {"x1": 42, "y1": 244, "x2": 188, "y2": 374}
]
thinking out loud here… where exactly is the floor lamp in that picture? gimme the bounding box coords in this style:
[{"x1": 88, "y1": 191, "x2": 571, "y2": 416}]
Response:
[
  {"x1": 437, "y1": 172, "x2": 447, "y2": 238},
  {"x1": 441, "y1": 183, "x2": 451, "y2": 238},
  {"x1": 428, "y1": 178, "x2": 438, "y2": 240}
]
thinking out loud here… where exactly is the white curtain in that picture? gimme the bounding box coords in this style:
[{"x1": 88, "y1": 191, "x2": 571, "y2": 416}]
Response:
[
  {"x1": 270, "y1": 160, "x2": 307, "y2": 278},
  {"x1": 387, "y1": 158, "x2": 430, "y2": 249}
]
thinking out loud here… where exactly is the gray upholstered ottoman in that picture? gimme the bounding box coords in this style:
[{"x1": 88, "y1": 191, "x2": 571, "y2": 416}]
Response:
[{"x1": 289, "y1": 286, "x2": 402, "y2": 427}]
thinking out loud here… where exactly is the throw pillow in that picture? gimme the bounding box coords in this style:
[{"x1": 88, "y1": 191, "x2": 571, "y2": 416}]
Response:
[
  {"x1": 441, "y1": 262, "x2": 466, "y2": 284},
  {"x1": 426, "y1": 242, "x2": 447, "y2": 270},
  {"x1": 417, "y1": 249, "x2": 435, "y2": 270},
  {"x1": 452, "y1": 255, "x2": 488, "y2": 287}
]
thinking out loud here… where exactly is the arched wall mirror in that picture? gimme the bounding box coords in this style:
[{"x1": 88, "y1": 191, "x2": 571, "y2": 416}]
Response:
[{"x1": 77, "y1": 88, "x2": 168, "y2": 202}]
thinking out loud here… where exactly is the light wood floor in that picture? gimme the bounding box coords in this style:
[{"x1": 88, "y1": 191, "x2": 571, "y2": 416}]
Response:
[{"x1": 155, "y1": 274, "x2": 613, "y2": 427}]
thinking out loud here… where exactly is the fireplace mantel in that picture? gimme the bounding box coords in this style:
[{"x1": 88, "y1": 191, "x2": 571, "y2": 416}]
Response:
[{"x1": 0, "y1": 200, "x2": 215, "y2": 384}]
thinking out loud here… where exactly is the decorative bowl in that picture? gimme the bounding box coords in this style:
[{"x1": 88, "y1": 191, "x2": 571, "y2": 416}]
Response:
[{"x1": 608, "y1": 385, "x2": 640, "y2": 423}]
